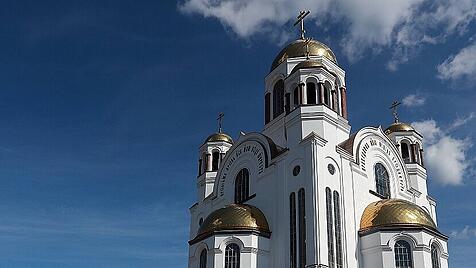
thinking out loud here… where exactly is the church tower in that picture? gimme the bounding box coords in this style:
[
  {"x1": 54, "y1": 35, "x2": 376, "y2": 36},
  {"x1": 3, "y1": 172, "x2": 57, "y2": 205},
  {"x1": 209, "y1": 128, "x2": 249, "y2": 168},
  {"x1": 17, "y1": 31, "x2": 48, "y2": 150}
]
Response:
[{"x1": 188, "y1": 10, "x2": 449, "y2": 268}]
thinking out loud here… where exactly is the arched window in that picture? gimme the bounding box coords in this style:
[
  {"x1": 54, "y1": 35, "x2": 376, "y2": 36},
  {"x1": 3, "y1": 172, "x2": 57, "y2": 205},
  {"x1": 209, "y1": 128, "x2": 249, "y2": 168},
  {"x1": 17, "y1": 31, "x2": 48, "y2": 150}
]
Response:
[
  {"x1": 198, "y1": 159, "x2": 203, "y2": 176},
  {"x1": 290, "y1": 192, "x2": 297, "y2": 268},
  {"x1": 199, "y1": 249, "x2": 207, "y2": 268},
  {"x1": 298, "y1": 188, "x2": 306, "y2": 268},
  {"x1": 285, "y1": 93, "x2": 291, "y2": 114},
  {"x1": 324, "y1": 82, "x2": 331, "y2": 106},
  {"x1": 431, "y1": 243, "x2": 440, "y2": 268},
  {"x1": 225, "y1": 243, "x2": 240, "y2": 268},
  {"x1": 401, "y1": 142, "x2": 411, "y2": 163},
  {"x1": 265, "y1": 93, "x2": 271, "y2": 124},
  {"x1": 394, "y1": 240, "x2": 413, "y2": 268},
  {"x1": 212, "y1": 151, "x2": 220, "y2": 171},
  {"x1": 293, "y1": 86, "x2": 299, "y2": 108},
  {"x1": 325, "y1": 188, "x2": 335, "y2": 268},
  {"x1": 273, "y1": 79, "x2": 285, "y2": 118},
  {"x1": 202, "y1": 153, "x2": 207, "y2": 174},
  {"x1": 375, "y1": 163, "x2": 390, "y2": 198},
  {"x1": 234, "y1": 169, "x2": 250, "y2": 204},
  {"x1": 333, "y1": 191, "x2": 343, "y2": 268},
  {"x1": 306, "y1": 82, "x2": 316, "y2": 104}
]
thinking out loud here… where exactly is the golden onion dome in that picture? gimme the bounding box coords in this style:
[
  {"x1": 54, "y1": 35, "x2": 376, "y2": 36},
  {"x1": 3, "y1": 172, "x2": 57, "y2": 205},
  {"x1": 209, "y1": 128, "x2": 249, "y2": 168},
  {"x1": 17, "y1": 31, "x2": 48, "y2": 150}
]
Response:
[
  {"x1": 384, "y1": 122, "x2": 415, "y2": 135},
  {"x1": 195, "y1": 204, "x2": 270, "y2": 241},
  {"x1": 204, "y1": 132, "x2": 233, "y2": 144},
  {"x1": 290, "y1": 60, "x2": 324, "y2": 75},
  {"x1": 271, "y1": 39, "x2": 337, "y2": 72},
  {"x1": 360, "y1": 199, "x2": 436, "y2": 232}
]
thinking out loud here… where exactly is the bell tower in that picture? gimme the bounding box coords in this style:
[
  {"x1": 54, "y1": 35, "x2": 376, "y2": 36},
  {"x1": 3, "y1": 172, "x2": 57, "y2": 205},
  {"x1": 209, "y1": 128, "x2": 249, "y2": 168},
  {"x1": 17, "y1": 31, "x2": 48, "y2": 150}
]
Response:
[{"x1": 262, "y1": 11, "x2": 350, "y2": 148}]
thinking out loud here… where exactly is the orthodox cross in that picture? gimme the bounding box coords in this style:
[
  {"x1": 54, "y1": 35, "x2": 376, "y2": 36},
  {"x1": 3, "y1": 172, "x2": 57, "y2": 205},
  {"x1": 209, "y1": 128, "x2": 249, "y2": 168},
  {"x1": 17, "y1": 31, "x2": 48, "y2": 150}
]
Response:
[
  {"x1": 217, "y1": 112, "x2": 225, "y2": 133},
  {"x1": 293, "y1": 10, "x2": 311, "y2": 39},
  {"x1": 389, "y1": 100, "x2": 402, "y2": 123}
]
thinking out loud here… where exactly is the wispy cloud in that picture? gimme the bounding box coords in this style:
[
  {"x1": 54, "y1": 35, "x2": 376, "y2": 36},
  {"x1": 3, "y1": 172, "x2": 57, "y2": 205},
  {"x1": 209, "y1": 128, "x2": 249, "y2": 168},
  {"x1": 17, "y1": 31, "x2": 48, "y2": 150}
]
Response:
[
  {"x1": 402, "y1": 94, "x2": 426, "y2": 107},
  {"x1": 450, "y1": 225, "x2": 476, "y2": 239},
  {"x1": 438, "y1": 42, "x2": 476, "y2": 81}
]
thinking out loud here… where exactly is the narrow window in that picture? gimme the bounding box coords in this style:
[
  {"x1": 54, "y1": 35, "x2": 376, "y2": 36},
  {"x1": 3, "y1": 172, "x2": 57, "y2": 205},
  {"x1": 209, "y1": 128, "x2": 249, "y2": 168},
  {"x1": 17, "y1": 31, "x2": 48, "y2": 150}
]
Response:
[
  {"x1": 306, "y1": 82, "x2": 316, "y2": 104},
  {"x1": 333, "y1": 191, "x2": 343, "y2": 268},
  {"x1": 198, "y1": 159, "x2": 203, "y2": 176},
  {"x1": 293, "y1": 87, "x2": 299, "y2": 108},
  {"x1": 290, "y1": 193, "x2": 297, "y2": 268},
  {"x1": 265, "y1": 93, "x2": 271, "y2": 124},
  {"x1": 202, "y1": 153, "x2": 207, "y2": 174},
  {"x1": 401, "y1": 143, "x2": 410, "y2": 163},
  {"x1": 375, "y1": 163, "x2": 390, "y2": 198},
  {"x1": 225, "y1": 243, "x2": 240, "y2": 268},
  {"x1": 200, "y1": 249, "x2": 207, "y2": 268},
  {"x1": 234, "y1": 169, "x2": 250, "y2": 204},
  {"x1": 326, "y1": 188, "x2": 335, "y2": 268},
  {"x1": 324, "y1": 85, "x2": 330, "y2": 106},
  {"x1": 285, "y1": 93, "x2": 291, "y2": 114},
  {"x1": 298, "y1": 188, "x2": 306, "y2": 268},
  {"x1": 212, "y1": 151, "x2": 220, "y2": 171},
  {"x1": 273, "y1": 79, "x2": 285, "y2": 118},
  {"x1": 431, "y1": 244, "x2": 440, "y2": 268},
  {"x1": 395, "y1": 240, "x2": 413, "y2": 268}
]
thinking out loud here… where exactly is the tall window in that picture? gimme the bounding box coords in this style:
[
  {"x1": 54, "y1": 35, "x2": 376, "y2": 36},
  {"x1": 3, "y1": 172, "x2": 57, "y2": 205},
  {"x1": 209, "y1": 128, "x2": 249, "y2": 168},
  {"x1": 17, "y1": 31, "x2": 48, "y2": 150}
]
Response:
[
  {"x1": 290, "y1": 193, "x2": 297, "y2": 268},
  {"x1": 202, "y1": 153, "x2": 207, "y2": 174},
  {"x1": 265, "y1": 93, "x2": 271, "y2": 124},
  {"x1": 401, "y1": 143, "x2": 410, "y2": 163},
  {"x1": 225, "y1": 243, "x2": 240, "y2": 268},
  {"x1": 212, "y1": 151, "x2": 220, "y2": 171},
  {"x1": 333, "y1": 191, "x2": 343, "y2": 268},
  {"x1": 198, "y1": 159, "x2": 203, "y2": 176},
  {"x1": 273, "y1": 80, "x2": 285, "y2": 118},
  {"x1": 326, "y1": 188, "x2": 335, "y2": 268},
  {"x1": 285, "y1": 93, "x2": 291, "y2": 114},
  {"x1": 293, "y1": 87, "x2": 299, "y2": 108},
  {"x1": 375, "y1": 163, "x2": 390, "y2": 198},
  {"x1": 307, "y1": 82, "x2": 316, "y2": 104},
  {"x1": 324, "y1": 83, "x2": 331, "y2": 106},
  {"x1": 200, "y1": 249, "x2": 207, "y2": 268},
  {"x1": 394, "y1": 240, "x2": 413, "y2": 268},
  {"x1": 234, "y1": 169, "x2": 250, "y2": 204},
  {"x1": 298, "y1": 188, "x2": 306, "y2": 268},
  {"x1": 431, "y1": 244, "x2": 440, "y2": 268}
]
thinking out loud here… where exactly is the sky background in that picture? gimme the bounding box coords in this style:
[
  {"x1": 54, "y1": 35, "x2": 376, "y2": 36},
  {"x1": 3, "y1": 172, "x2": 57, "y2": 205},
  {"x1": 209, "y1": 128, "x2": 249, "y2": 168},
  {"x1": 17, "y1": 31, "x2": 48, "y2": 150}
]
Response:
[{"x1": 0, "y1": 1, "x2": 475, "y2": 267}]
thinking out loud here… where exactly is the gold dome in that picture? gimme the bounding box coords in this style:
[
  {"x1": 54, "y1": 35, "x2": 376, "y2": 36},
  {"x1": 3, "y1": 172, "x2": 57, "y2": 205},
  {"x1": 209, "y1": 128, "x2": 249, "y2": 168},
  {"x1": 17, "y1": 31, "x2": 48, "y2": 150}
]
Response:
[
  {"x1": 290, "y1": 60, "x2": 324, "y2": 75},
  {"x1": 194, "y1": 204, "x2": 270, "y2": 241},
  {"x1": 360, "y1": 199, "x2": 436, "y2": 232},
  {"x1": 384, "y1": 122, "x2": 415, "y2": 135},
  {"x1": 205, "y1": 132, "x2": 233, "y2": 144},
  {"x1": 271, "y1": 39, "x2": 337, "y2": 72}
]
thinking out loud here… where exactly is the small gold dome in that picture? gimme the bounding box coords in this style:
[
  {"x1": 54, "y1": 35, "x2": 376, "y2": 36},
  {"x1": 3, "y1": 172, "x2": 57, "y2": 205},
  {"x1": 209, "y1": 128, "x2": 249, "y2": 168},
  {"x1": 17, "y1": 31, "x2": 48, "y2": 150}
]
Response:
[
  {"x1": 271, "y1": 39, "x2": 337, "y2": 72},
  {"x1": 290, "y1": 60, "x2": 324, "y2": 75},
  {"x1": 360, "y1": 199, "x2": 436, "y2": 232},
  {"x1": 384, "y1": 122, "x2": 415, "y2": 135},
  {"x1": 205, "y1": 133, "x2": 233, "y2": 144},
  {"x1": 195, "y1": 204, "x2": 270, "y2": 240}
]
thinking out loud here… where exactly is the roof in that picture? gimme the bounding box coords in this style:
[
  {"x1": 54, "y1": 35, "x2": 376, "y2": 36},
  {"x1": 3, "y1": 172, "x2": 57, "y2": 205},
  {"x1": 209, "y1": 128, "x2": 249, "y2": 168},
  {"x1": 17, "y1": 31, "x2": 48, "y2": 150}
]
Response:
[
  {"x1": 360, "y1": 198, "x2": 437, "y2": 232},
  {"x1": 384, "y1": 122, "x2": 415, "y2": 135},
  {"x1": 204, "y1": 132, "x2": 233, "y2": 144},
  {"x1": 290, "y1": 60, "x2": 324, "y2": 75},
  {"x1": 270, "y1": 39, "x2": 337, "y2": 72},
  {"x1": 189, "y1": 204, "x2": 271, "y2": 244}
]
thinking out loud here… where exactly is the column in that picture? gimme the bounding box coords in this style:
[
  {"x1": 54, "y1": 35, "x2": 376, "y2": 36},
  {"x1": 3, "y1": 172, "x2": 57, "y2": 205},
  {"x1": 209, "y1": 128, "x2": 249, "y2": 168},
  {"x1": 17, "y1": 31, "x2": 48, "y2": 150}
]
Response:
[
  {"x1": 410, "y1": 144, "x2": 417, "y2": 163},
  {"x1": 318, "y1": 82, "x2": 325, "y2": 104},
  {"x1": 419, "y1": 149, "x2": 425, "y2": 167},
  {"x1": 206, "y1": 153, "x2": 212, "y2": 172},
  {"x1": 300, "y1": 83, "x2": 307, "y2": 105},
  {"x1": 340, "y1": 87, "x2": 348, "y2": 119}
]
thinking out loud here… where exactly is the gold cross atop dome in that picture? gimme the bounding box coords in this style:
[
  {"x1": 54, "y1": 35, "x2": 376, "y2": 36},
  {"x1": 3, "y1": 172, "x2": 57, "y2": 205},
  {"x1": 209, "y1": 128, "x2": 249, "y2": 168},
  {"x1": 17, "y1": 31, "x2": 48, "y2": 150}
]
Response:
[
  {"x1": 389, "y1": 100, "x2": 402, "y2": 123},
  {"x1": 217, "y1": 112, "x2": 224, "y2": 133},
  {"x1": 293, "y1": 10, "x2": 311, "y2": 40}
]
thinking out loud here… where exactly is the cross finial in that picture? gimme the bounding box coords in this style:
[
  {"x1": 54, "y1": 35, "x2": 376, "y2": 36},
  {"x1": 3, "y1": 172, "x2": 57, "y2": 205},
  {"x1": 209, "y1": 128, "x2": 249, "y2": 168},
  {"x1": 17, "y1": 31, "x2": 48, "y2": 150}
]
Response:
[
  {"x1": 217, "y1": 112, "x2": 225, "y2": 133},
  {"x1": 294, "y1": 10, "x2": 311, "y2": 39},
  {"x1": 389, "y1": 100, "x2": 402, "y2": 123}
]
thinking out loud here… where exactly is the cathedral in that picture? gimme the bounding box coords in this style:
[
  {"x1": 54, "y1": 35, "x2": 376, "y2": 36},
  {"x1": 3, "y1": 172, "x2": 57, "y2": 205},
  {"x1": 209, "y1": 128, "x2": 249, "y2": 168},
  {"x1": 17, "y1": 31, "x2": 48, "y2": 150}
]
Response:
[{"x1": 187, "y1": 13, "x2": 449, "y2": 268}]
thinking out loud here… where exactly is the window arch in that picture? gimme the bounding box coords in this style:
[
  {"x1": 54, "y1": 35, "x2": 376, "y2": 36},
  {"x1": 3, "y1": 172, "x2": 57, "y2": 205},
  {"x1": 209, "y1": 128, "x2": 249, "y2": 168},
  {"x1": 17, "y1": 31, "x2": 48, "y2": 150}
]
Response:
[
  {"x1": 224, "y1": 243, "x2": 240, "y2": 268},
  {"x1": 306, "y1": 82, "x2": 317, "y2": 105},
  {"x1": 200, "y1": 249, "x2": 207, "y2": 268},
  {"x1": 212, "y1": 150, "x2": 220, "y2": 171},
  {"x1": 431, "y1": 243, "x2": 440, "y2": 268},
  {"x1": 273, "y1": 79, "x2": 285, "y2": 118},
  {"x1": 394, "y1": 240, "x2": 413, "y2": 268},
  {"x1": 234, "y1": 169, "x2": 250, "y2": 204},
  {"x1": 401, "y1": 142, "x2": 411, "y2": 163},
  {"x1": 375, "y1": 163, "x2": 390, "y2": 198}
]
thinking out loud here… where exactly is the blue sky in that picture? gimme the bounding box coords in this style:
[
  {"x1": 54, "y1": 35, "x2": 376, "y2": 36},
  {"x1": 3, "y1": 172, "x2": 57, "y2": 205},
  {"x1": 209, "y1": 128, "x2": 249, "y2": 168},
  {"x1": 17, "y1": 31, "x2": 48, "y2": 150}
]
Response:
[{"x1": 0, "y1": 1, "x2": 475, "y2": 267}]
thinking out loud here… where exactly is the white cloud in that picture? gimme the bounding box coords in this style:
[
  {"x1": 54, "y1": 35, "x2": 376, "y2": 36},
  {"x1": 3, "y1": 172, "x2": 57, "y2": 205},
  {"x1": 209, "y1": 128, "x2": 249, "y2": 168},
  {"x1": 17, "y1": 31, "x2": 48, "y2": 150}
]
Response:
[
  {"x1": 402, "y1": 94, "x2": 426, "y2": 107},
  {"x1": 450, "y1": 226, "x2": 476, "y2": 239},
  {"x1": 437, "y1": 42, "x2": 476, "y2": 81},
  {"x1": 178, "y1": 0, "x2": 476, "y2": 67},
  {"x1": 412, "y1": 117, "x2": 473, "y2": 185}
]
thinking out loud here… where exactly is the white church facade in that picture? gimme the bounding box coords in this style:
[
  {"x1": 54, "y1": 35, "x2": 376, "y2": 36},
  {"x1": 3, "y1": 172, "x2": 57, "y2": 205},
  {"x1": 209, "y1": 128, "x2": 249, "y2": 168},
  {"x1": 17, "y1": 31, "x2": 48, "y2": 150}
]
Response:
[{"x1": 187, "y1": 17, "x2": 449, "y2": 268}]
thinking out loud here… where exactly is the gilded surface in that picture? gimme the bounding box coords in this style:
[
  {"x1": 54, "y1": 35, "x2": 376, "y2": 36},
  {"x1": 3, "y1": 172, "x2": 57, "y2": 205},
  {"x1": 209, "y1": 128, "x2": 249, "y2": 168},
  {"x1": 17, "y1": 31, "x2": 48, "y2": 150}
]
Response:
[
  {"x1": 290, "y1": 60, "x2": 324, "y2": 75},
  {"x1": 384, "y1": 122, "x2": 415, "y2": 135},
  {"x1": 205, "y1": 133, "x2": 233, "y2": 144},
  {"x1": 271, "y1": 39, "x2": 337, "y2": 72},
  {"x1": 360, "y1": 199, "x2": 437, "y2": 231},
  {"x1": 196, "y1": 204, "x2": 270, "y2": 238}
]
